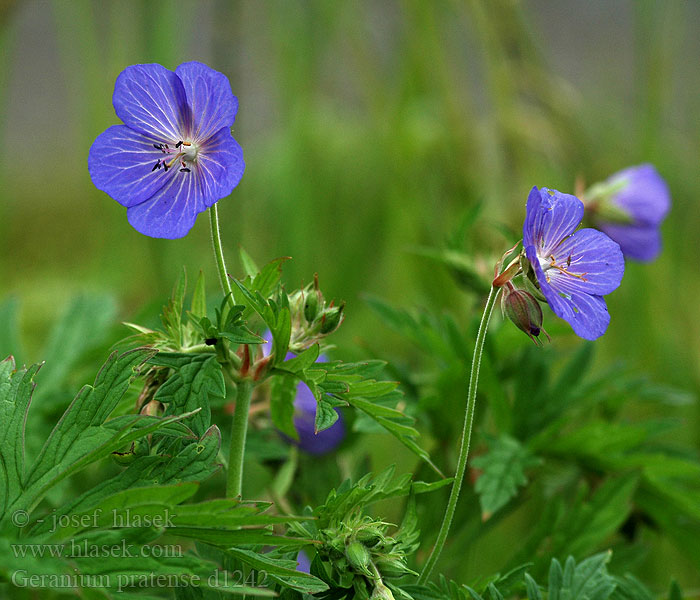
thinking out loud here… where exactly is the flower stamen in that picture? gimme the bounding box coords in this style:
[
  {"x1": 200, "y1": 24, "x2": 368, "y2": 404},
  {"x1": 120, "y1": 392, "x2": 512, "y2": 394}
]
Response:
[{"x1": 548, "y1": 254, "x2": 588, "y2": 281}]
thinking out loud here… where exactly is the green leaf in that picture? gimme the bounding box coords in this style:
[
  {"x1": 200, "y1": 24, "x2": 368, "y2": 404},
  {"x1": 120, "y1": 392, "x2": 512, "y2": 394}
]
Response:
[
  {"x1": 226, "y1": 548, "x2": 329, "y2": 594},
  {"x1": 525, "y1": 574, "x2": 542, "y2": 600},
  {"x1": 0, "y1": 358, "x2": 40, "y2": 511},
  {"x1": 276, "y1": 344, "x2": 320, "y2": 374},
  {"x1": 314, "y1": 398, "x2": 339, "y2": 433},
  {"x1": 471, "y1": 435, "x2": 542, "y2": 519},
  {"x1": 26, "y1": 348, "x2": 155, "y2": 489},
  {"x1": 190, "y1": 270, "x2": 207, "y2": 319},
  {"x1": 270, "y1": 374, "x2": 299, "y2": 440},
  {"x1": 151, "y1": 353, "x2": 226, "y2": 436},
  {"x1": 548, "y1": 553, "x2": 616, "y2": 600},
  {"x1": 163, "y1": 267, "x2": 187, "y2": 346}
]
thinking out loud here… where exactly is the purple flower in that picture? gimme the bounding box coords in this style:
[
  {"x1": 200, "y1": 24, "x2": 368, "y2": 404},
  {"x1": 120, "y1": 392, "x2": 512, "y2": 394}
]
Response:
[
  {"x1": 588, "y1": 164, "x2": 670, "y2": 262},
  {"x1": 523, "y1": 187, "x2": 624, "y2": 340},
  {"x1": 296, "y1": 550, "x2": 311, "y2": 573},
  {"x1": 88, "y1": 62, "x2": 244, "y2": 239},
  {"x1": 262, "y1": 333, "x2": 345, "y2": 454}
]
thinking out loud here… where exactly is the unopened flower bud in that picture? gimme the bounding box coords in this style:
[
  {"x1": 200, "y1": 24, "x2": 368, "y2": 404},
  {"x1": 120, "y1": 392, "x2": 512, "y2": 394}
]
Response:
[
  {"x1": 320, "y1": 302, "x2": 345, "y2": 335},
  {"x1": 346, "y1": 540, "x2": 372, "y2": 575},
  {"x1": 502, "y1": 286, "x2": 548, "y2": 345},
  {"x1": 304, "y1": 289, "x2": 321, "y2": 323}
]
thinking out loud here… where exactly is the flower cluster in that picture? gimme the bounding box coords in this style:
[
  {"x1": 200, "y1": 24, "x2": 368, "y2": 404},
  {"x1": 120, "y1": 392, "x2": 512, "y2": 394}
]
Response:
[{"x1": 89, "y1": 62, "x2": 244, "y2": 239}]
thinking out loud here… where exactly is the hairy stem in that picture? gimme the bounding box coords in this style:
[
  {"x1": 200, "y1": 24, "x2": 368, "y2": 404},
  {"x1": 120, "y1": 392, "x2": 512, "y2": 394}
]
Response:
[
  {"x1": 418, "y1": 286, "x2": 501, "y2": 583},
  {"x1": 209, "y1": 204, "x2": 234, "y2": 305},
  {"x1": 227, "y1": 380, "x2": 254, "y2": 498}
]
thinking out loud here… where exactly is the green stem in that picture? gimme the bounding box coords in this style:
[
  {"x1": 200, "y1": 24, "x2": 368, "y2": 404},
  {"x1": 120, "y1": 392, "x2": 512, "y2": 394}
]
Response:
[
  {"x1": 418, "y1": 286, "x2": 501, "y2": 583},
  {"x1": 209, "y1": 204, "x2": 234, "y2": 302},
  {"x1": 227, "y1": 380, "x2": 254, "y2": 498}
]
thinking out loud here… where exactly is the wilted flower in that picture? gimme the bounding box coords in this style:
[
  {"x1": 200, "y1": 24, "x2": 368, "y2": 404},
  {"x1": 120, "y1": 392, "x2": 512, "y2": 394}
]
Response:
[
  {"x1": 584, "y1": 164, "x2": 670, "y2": 262},
  {"x1": 523, "y1": 187, "x2": 624, "y2": 340},
  {"x1": 89, "y1": 62, "x2": 244, "y2": 238}
]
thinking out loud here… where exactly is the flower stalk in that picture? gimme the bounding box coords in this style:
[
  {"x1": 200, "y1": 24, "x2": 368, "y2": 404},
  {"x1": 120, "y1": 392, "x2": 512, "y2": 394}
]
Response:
[
  {"x1": 417, "y1": 285, "x2": 501, "y2": 583},
  {"x1": 209, "y1": 204, "x2": 234, "y2": 303},
  {"x1": 227, "y1": 379, "x2": 254, "y2": 498}
]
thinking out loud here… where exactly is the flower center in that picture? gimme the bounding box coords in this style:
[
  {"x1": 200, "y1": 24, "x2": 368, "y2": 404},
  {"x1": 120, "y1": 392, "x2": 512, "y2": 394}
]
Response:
[
  {"x1": 539, "y1": 252, "x2": 588, "y2": 284},
  {"x1": 150, "y1": 140, "x2": 199, "y2": 174}
]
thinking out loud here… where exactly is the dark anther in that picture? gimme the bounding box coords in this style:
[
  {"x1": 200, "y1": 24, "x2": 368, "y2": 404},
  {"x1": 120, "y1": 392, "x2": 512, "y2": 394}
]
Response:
[
  {"x1": 204, "y1": 337, "x2": 217, "y2": 346},
  {"x1": 180, "y1": 167, "x2": 191, "y2": 173},
  {"x1": 175, "y1": 140, "x2": 183, "y2": 148},
  {"x1": 151, "y1": 160, "x2": 161, "y2": 172},
  {"x1": 163, "y1": 162, "x2": 169, "y2": 172},
  {"x1": 153, "y1": 143, "x2": 162, "y2": 150}
]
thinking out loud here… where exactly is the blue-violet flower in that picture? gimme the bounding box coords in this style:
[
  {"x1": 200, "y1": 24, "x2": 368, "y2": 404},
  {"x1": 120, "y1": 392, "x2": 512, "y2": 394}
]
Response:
[
  {"x1": 586, "y1": 164, "x2": 670, "y2": 262},
  {"x1": 523, "y1": 187, "x2": 625, "y2": 340},
  {"x1": 263, "y1": 333, "x2": 345, "y2": 454},
  {"x1": 88, "y1": 62, "x2": 244, "y2": 238}
]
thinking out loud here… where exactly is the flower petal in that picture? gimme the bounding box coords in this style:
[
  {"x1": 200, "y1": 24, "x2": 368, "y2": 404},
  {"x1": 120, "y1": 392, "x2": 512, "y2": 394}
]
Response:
[
  {"x1": 545, "y1": 288, "x2": 611, "y2": 340},
  {"x1": 175, "y1": 62, "x2": 238, "y2": 141},
  {"x1": 198, "y1": 127, "x2": 245, "y2": 199},
  {"x1": 525, "y1": 188, "x2": 584, "y2": 256},
  {"x1": 125, "y1": 128, "x2": 245, "y2": 239},
  {"x1": 609, "y1": 164, "x2": 670, "y2": 226},
  {"x1": 113, "y1": 63, "x2": 190, "y2": 141},
  {"x1": 88, "y1": 125, "x2": 174, "y2": 207},
  {"x1": 599, "y1": 222, "x2": 661, "y2": 262},
  {"x1": 547, "y1": 228, "x2": 624, "y2": 295},
  {"x1": 525, "y1": 244, "x2": 611, "y2": 340},
  {"x1": 523, "y1": 187, "x2": 543, "y2": 248},
  {"x1": 126, "y1": 172, "x2": 207, "y2": 239}
]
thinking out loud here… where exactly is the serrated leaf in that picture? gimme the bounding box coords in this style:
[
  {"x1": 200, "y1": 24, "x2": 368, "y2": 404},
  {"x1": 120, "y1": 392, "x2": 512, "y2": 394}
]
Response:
[
  {"x1": 151, "y1": 353, "x2": 226, "y2": 436},
  {"x1": 7, "y1": 409, "x2": 204, "y2": 519},
  {"x1": 471, "y1": 435, "x2": 542, "y2": 519},
  {"x1": 276, "y1": 344, "x2": 320, "y2": 374},
  {"x1": 26, "y1": 348, "x2": 155, "y2": 488},
  {"x1": 314, "y1": 398, "x2": 339, "y2": 433},
  {"x1": 0, "y1": 359, "x2": 40, "y2": 511},
  {"x1": 548, "y1": 553, "x2": 616, "y2": 600},
  {"x1": 226, "y1": 548, "x2": 329, "y2": 594}
]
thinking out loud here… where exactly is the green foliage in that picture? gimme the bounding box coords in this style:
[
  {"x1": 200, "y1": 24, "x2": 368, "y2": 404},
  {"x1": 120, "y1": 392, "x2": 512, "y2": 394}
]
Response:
[
  {"x1": 471, "y1": 435, "x2": 542, "y2": 519},
  {"x1": 289, "y1": 467, "x2": 447, "y2": 600},
  {"x1": 0, "y1": 348, "x2": 319, "y2": 597}
]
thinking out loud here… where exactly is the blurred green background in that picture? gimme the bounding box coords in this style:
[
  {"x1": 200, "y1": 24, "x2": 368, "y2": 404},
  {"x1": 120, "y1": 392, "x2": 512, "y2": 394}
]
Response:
[{"x1": 1, "y1": 0, "x2": 699, "y2": 586}]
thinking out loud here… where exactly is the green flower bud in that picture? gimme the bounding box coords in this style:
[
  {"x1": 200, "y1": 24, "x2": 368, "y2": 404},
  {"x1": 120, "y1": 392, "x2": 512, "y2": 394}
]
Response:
[
  {"x1": 346, "y1": 540, "x2": 372, "y2": 575},
  {"x1": 320, "y1": 302, "x2": 345, "y2": 335},
  {"x1": 304, "y1": 288, "x2": 321, "y2": 323},
  {"x1": 502, "y1": 286, "x2": 549, "y2": 346}
]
